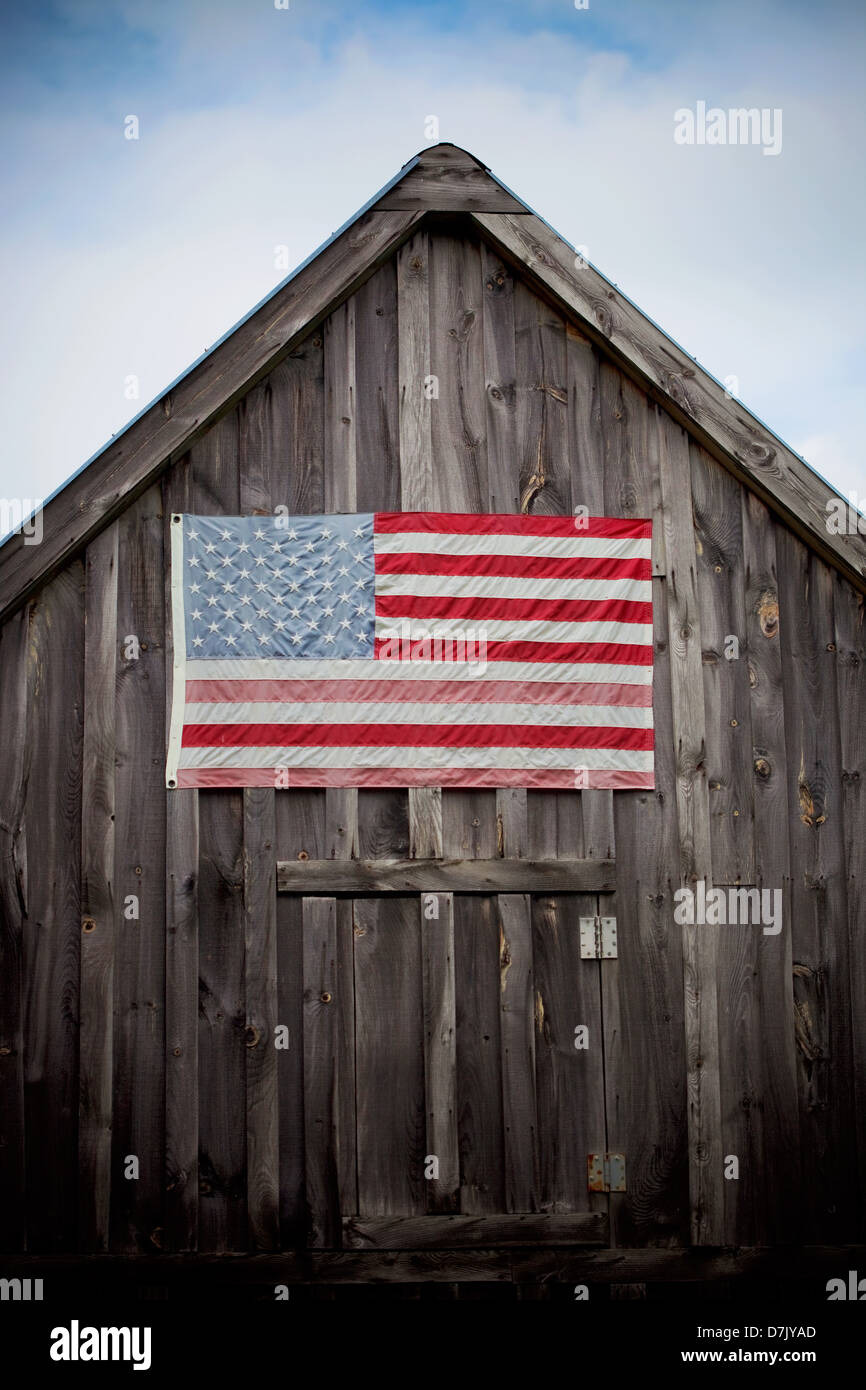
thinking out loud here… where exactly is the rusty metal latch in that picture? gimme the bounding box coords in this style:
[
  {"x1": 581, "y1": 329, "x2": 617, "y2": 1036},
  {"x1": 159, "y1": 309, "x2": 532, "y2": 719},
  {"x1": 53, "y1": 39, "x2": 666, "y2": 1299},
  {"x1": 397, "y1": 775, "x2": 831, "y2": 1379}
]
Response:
[
  {"x1": 587, "y1": 1153, "x2": 626, "y2": 1192},
  {"x1": 579, "y1": 915, "x2": 617, "y2": 959}
]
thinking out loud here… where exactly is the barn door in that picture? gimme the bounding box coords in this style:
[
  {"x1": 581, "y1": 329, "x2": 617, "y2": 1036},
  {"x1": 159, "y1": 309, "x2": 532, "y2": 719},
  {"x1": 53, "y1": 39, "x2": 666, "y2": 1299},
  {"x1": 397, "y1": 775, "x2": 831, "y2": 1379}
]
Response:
[{"x1": 285, "y1": 868, "x2": 616, "y2": 1253}]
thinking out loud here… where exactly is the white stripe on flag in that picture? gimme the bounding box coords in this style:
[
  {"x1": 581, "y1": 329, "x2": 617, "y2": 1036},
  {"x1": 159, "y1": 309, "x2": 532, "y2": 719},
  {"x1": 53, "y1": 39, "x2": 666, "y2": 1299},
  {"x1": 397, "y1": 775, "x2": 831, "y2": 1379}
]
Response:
[
  {"x1": 186, "y1": 658, "x2": 655, "y2": 684},
  {"x1": 374, "y1": 532, "x2": 651, "y2": 559},
  {"x1": 178, "y1": 744, "x2": 655, "y2": 771},
  {"x1": 373, "y1": 616, "x2": 653, "y2": 644},
  {"x1": 183, "y1": 700, "x2": 654, "y2": 728},
  {"x1": 376, "y1": 573, "x2": 652, "y2": 601}
]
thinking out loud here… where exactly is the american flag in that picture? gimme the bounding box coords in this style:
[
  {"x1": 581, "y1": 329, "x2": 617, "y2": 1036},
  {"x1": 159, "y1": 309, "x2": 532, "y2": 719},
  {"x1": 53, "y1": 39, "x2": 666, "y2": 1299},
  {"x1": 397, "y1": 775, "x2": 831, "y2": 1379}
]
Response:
[{"x1": 166, "y1": 511, "x2": 654, "y2": 790}]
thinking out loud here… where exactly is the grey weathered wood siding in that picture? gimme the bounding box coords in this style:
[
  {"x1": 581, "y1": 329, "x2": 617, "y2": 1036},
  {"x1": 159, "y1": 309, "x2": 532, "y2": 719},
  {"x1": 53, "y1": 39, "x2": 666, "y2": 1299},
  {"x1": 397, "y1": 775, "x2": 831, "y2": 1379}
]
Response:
[{"x1": 0, "y1": 223, "x2": 863, "y2": 1264}]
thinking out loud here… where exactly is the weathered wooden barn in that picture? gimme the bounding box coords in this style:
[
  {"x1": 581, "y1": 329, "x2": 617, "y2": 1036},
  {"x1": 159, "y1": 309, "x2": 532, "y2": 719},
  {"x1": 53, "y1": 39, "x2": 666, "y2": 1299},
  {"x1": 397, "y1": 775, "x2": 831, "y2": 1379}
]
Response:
[{"x1": 1, "y1": 143, "x2": 864, "y2": 1300}]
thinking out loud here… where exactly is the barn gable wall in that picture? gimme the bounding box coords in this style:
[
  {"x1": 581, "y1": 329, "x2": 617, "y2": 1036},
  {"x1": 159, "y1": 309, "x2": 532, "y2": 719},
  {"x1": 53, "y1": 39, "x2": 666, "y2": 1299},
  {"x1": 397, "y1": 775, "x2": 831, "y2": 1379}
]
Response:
[{"x1": 0, "y1": 223, "x2": 863, "y2": 1277}]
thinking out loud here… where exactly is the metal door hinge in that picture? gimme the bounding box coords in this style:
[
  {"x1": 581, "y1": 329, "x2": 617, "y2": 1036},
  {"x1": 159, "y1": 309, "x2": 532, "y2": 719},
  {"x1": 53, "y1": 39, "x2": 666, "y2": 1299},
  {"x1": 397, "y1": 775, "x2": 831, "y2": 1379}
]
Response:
[
  {"x1": 587, "y1": 1153, "x2": 626, "y2": 1192},
  {"x1": 579, "y1": 915, "x2": 617, "y2": 959}
]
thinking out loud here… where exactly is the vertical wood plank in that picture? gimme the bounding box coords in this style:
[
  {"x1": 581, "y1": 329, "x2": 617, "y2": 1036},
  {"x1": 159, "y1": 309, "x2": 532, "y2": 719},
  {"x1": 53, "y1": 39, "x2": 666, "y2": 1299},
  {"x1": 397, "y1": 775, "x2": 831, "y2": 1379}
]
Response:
[
  {"x1": 0, "y1": 608, "x2": 29, "y2": 1251},
  {"x1": 568, "y1": 327, "x2": 613, "y2": 856},
  {"x1": 429, "y1": 233, "x2": 488, "y2": 513},
  {"x1": 398, "y1": 228, "x2": 433, "y2": 511},
  {"x1": 604, "y1": 574, "x2": 688, "y2": 1246},
  {"x1": 281, "y1": 333, "x2": 326, "y2": 516},
  {"x1": 455, "y1": 894, "x2": 505, "y2": 1214},
  {"x1": 532, "y1": 890, "x2": 605, "y2": 1213},
  {"x1": 354, "y1": 261, "x2": 400, "y2": 512},
  {"x1": 275, "y1": 891, "x2": 305, "y2": 1246},
  {"x1": 238, "y1": 340, "x2": 286, "y2": 1256},
  {"x1": 189, "y1": 411, "x2": 246, "y2": 1253},
  {"x1": 657, "y1": 410, "x2": 723, "y2": 1245},
  {"x1": 691, "y1": 444, "x2": 755, "y2": 885},
  {"x1": 302, "y1": 895, "x2": 356, "y2": 1244},
  {"x1": 197, "y1": 789, "x2": 246, "y2": 1251},
  {"x1": 481, "y1": 244, "x2": 518, "y2": 514},
  {"x1": 353, "y1": 895, "x2": 426, "y2": 1217},
  {"x1": 243, "y1": 788, "x2": 279, "y2": 1250},
  {"x1": 78, "y1": 524, "x2": 118, "y2": 1251},
  {"x1": 24, "y1": 564, "x2": 85, "y2": 1251},
  {"x1": 599, "y1": 382, "x2": 687, "y2": 1245},
  {"x1": 421, "y1": 891, "x2": 458, "y2": 1212},
  {"x1": 163, "y1": 457, "x2": 200, "y2": 1253},
  {"x1": 324, "y1": 297, "x2": 357, "y2": 512},
  {"x1": 302, "y1": 896, "x2": 336, "y2": 1245},
  {"x1": 481, "y1": 245, "x2": 530, "y2": 868},
  {"x1": 111, "y1": 485, "x2": 167, "y2": 1253},
  {"x1": 323, "y1": 295, "x2": 360, "y2": 863},
  {"x1": 498, "y1": 894, "x2": 539, "y2": 1211},
  {"x1": 397, "y1": 227, "x2": 442, "y2": 861},
  {"x1": 729, "y1": 492, "x2": 798, "y2": 1244},
  {"x1": 514, "y1": 281, "x2": 568, "y2": 515},
  {"x1": 778, "y1": 532, "x2": 855, "y2": 1242},
  {"x1": 834, "y1": 572, "x2": 866, "y2": 1238}
]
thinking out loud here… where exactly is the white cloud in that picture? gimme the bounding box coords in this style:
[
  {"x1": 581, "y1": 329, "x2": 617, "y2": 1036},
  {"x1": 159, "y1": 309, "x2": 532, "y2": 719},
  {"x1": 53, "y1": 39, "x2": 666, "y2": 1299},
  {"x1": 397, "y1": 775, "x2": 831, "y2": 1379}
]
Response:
[{"x1": 1, "y1": 3, "x2": 863, "y2": 517}]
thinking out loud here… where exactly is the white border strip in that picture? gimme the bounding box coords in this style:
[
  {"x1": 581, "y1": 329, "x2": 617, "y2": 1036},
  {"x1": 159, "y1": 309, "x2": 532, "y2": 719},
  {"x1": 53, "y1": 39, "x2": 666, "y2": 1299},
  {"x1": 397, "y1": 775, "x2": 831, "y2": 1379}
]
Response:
[{"x1": 166, "y1": 514, "x2": 188, "y2": 788}]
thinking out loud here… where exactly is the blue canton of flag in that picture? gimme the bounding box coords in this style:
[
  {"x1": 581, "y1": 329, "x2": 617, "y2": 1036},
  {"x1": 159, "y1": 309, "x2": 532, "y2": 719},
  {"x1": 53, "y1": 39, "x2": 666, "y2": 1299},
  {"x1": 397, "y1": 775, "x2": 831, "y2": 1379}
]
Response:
[{"x1": 181, "y1": 513, "x2": 376, "y2": 660}]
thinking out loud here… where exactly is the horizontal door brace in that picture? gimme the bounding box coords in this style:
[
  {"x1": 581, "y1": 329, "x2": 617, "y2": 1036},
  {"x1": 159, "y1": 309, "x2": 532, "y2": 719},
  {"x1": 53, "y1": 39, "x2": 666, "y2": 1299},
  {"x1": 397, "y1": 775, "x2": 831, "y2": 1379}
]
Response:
[{"x1": 276, "y1": 856, "x2": 615, "y2": 895}]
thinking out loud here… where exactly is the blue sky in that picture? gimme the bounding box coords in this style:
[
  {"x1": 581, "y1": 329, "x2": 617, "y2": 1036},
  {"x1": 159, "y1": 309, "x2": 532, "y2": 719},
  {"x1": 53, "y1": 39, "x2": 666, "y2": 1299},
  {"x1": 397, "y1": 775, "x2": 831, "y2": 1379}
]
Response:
[{"x1": 1, "y1": 0, "x2": 864, "y2": 519}]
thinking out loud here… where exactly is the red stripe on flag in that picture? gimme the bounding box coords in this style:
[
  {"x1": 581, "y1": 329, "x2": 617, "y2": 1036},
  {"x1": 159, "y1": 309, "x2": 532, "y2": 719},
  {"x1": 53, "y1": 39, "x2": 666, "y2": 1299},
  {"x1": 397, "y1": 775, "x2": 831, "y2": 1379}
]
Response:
[
  {"x1": 373, "y1": 638, "x2": 653, "y2": 664},
  {"x1": 374, "y1": 551, "x2": 651, "y2": 581},
  {"x1": 375, "y1": 593, "x2": 652, "y2": 624},
  {"x1": 176, "y1": 767, "x2": 656, "y2": 789},
  {"x1": 184, "y1": 678, "x2": 654, "y2": 707},
  {"x1": 374, "y1": 512, "x2": 651, "y2": 538},
  {"x1": 181, "y1": 722, "x2": 654, "y2": 750}
]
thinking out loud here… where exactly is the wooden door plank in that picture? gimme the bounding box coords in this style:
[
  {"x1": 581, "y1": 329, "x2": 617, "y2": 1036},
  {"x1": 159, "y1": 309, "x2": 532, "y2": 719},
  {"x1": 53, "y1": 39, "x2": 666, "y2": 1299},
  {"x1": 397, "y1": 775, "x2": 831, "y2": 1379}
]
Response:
[
  {"x1": 498, "y1": 894, "x2": 539, "y2": 1211},
  {"x1": 421, "y1": 891, "x2": 459, "y2": 1212},
  {"x1": 0, "y1": 608, "x2": 29, "y2": 1251},
  {"x1": 243, "y1": 789, "x2": 279, "y2": 1251},
  {"x1": 343, "y1": 1212, "x2": 607, "y2": 1248},
  {"x1": 532, "y1": 891, "x2": 605, "y2": 1214},
  {"x1": 275, "y1": 892, "x2": 305, "y2": 1246},
  {"x1": 78, "y1": 524, "x2": 118, "y2": 1251},
  {"x1": 302, "y1": 895, "x2": 356, "y2": 1246},
  {"x1": 278, "y1": 857, "x2": 615, "y2": 893},
  {"x1": 455, "y1": 895, "x2": 505, "y2": 1214},
  {"x1": 353, "y1": 895, "x2": 426, "y2": 1218}
]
